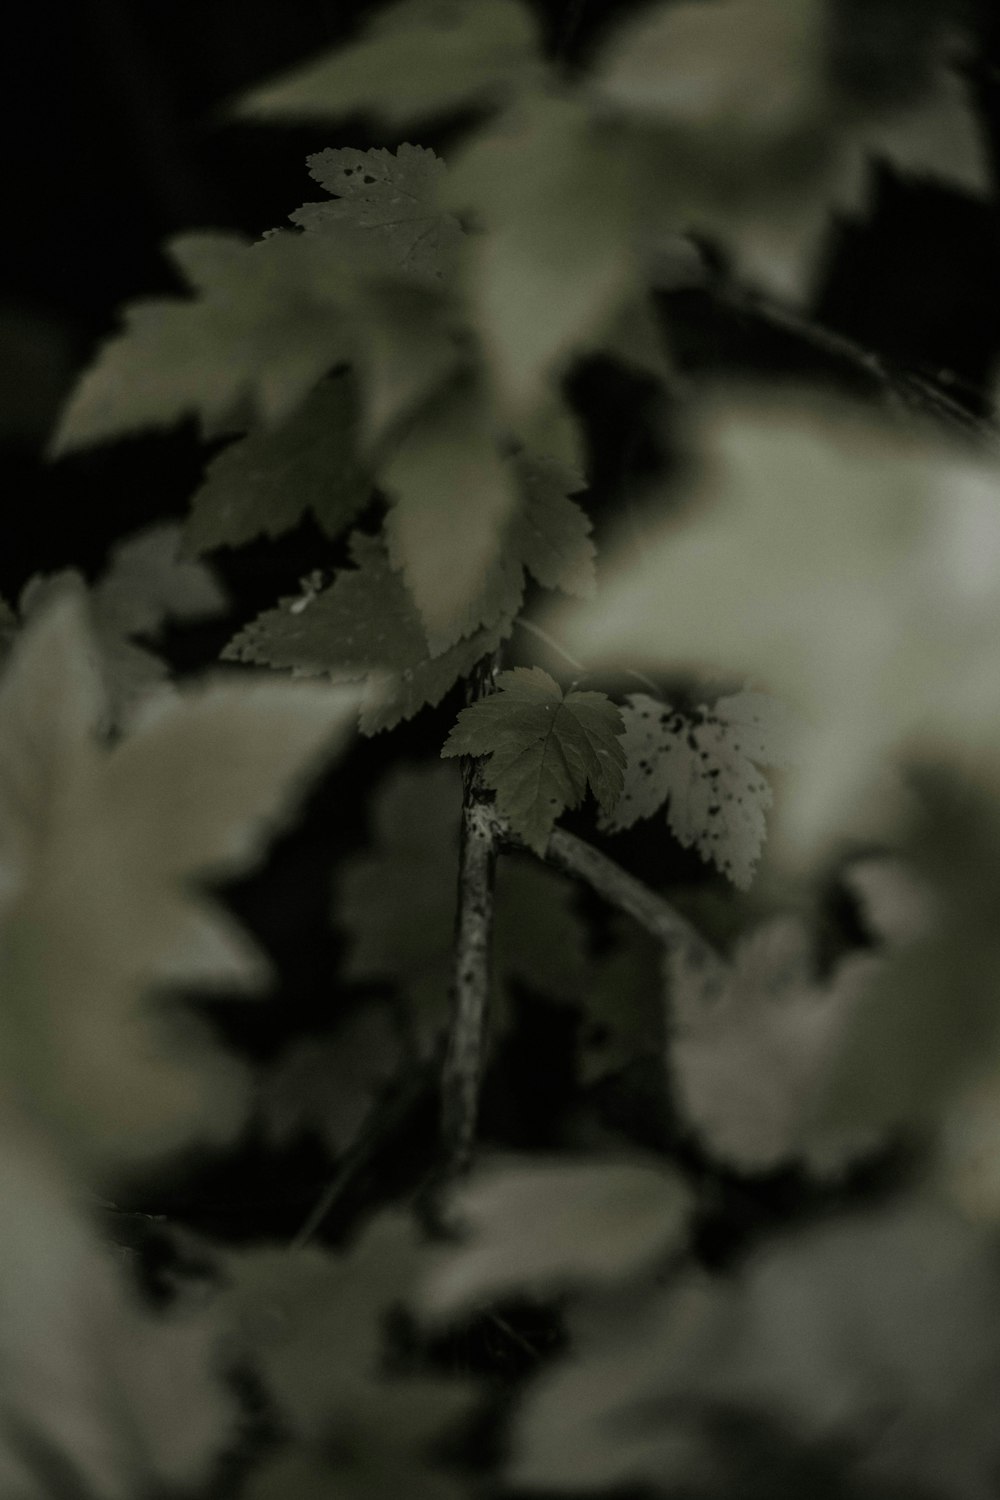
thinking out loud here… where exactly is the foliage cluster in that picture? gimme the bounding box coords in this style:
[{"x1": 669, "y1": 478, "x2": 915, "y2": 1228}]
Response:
[{"x1": 6, "y1": 1, "x2": 1000, "y2": 1497}]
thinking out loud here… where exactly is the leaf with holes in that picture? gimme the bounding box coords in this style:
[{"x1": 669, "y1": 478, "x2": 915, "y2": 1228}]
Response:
[
  {"x1": 604, "y1": 690, "x2": 800, "y2": 888},
  {"x1": 291, "y1": 144, "x2": 464, "y2": 284},
  {"x1": 441, "y1": 668, "x2": 625, "y2": 855}
]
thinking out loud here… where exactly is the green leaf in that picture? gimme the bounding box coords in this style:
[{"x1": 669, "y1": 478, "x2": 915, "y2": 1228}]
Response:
[
  {"x1": 0, "y1": 591, "x2": 359, "y2": 1173},
  {"x1": 604, "y1": 690, "x2": 800, "y2": 889},
  {"x1": 510, "y1": 452, "x2": 595, "y2": 598},
  {"x1": 381, "y1": 380, "x2": 523, "y2": 652},
  {"x1": 419, "y1": 1153, "x2": 692, "y2": 1320},
  {"x1": 509, "y1": 1197, "x2": 1000, "y2": 1498},
  {"x1": 0, "y1": 1126, "x2": 236, "y2": 1499},
  {"x1": 183, "y1": 373, "x2": 371, "y2": 555},
  {"x1": 18, "y1": 522, "x2": 227, "y2": 732},
  {"x1": 51, "y1": 232, "x2": 351, "y2": 455},
  {"x1": 292, "y1": 144, "x2": 464, "y2": 285},
  {"x1": 223, "y1": 533, "x2": 515, "y2": 736},
  {"x1": 442, "y1": 668, "x2": 625, "y2": 855},
  {"x1": 235, "y1": 0, "x2": 545, "y2": 127},
  {"x1": 560, "y1": 392, "x2": 1000, "y2": 861},
  {"x1": 669, "y1": 915, "x2": 882, "y2": 1175},
  {"x1": 259, "y1": 1003, "x2": 403, "y2": 1159},
  {"x1": 216, "y1": 1212, "x2": 430, "y2": 1438},
  {"x1": 445, "y1": 92, "x2": 638, "y2": 414}
]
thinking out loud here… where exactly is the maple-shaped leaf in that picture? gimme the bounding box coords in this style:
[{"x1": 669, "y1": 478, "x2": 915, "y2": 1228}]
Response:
[
  {"x1": 183, "y1": 373, "x2": 371, "y2": 556},
  {"x1": 291, "y1": 144, "x2": 464, "y2": 285},
  {"x1": 668, "y1": 915, "x2": 883, "y2": 1175},
  {"x1": 223, "y1": 533, "x2": 514, "y2": 736},
  {"x1": 335, "y1": 764, "x2": 590, "y2": 1053},
  {"x1": 443, "y1": 91, "x2": 638, "y2": 415},
  {"x1": 215, "y1": 1211, "x2": 442, "y2": 1438},
  {"x1": 419, "y1": 1153, "x2": 692, "y2": 1320},
  {"x1": 442, "y1": 668, "x2": 625, "y2": 855},
  {"x1": 15, "y1": 522, "x2": 227, "y2": 733},
  {"x1": 560, "y1": 392, "x2": 1000, "y2": 861},
  {"x1": 604, "y1": 690, "x2": 800, "y2": 889},
  {"x1": 0, "y1": 591, "x2": 358, "y2": 1175},
  {"x1": 51, "y1": 232, "x2": 351, "y2": 455},
  {"x1": 259, "y1": 1002, "x2": 402, "y2": 1160},
  {"x1": 235, "y1": 0, "x2": 545, "y2": 127},
  {"x1": 589, "y1": 1, "x2": 985, "y2": 302},
  {"x1": 0, "y1": 1124, "x2": 237, "y2": 1499}
]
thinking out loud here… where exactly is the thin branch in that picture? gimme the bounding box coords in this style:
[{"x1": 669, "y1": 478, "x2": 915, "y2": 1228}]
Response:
[
  {"x1": 441, "y1": 650, "x2": 504, "y2": 1173},
  {"x1": 515, "y1": 618, "x2": 586, "y2": 675},
  {"x1": 291, "y1": 1071, "x2": 430, "y2": 1249},
  {"x1": 541, "y1": 828, "x2": 722, "y2": 972}
]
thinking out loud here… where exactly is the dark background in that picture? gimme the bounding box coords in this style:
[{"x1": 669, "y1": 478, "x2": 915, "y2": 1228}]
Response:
[{"x1": 4, "y1": 0, "x2": 1000, "y2": 1243}]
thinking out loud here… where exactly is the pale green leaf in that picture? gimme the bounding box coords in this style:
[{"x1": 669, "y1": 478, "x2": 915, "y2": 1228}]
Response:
[
  {"x1": 668, "y1": 915, "x2": 882, "y2": 1174},
  {"x1": 604, "y1": 690, "x2": 800, "y2": 889},
  {"x1": 0, "y1": 591, "x2": 358, "y2": 1172},
  {"x1": 510, "y1": 452, "x2": 595, "y2": 598},
  {"x1": 509, "y1": 1199, "x2": 1000, "y2": 1497},
  {"x1": 419, "y1": 1154, "x2": 692, "y2": 1319},
  {"x1": 560, "y1": 392, "x2": 1000, "y2": 860},
  {"x1": 445, "y1": 92, "x2": 638, "y2": 414},
  {"x1": 0, "y1": 1126, "x2": 236, "y2": 1499},
  {"x1": 292, "y1": 144, "x2": 464, "y2": 284},
  {"x1": 183, "y1": 373, "x2": 371, "y2": 555},
  {"x1": 235, "y1": 0, "x2": 545, "y2": 127},
  {"x1": 442, "y1": 668, "x2": 625, "y2": 855},
  {"x1": 216, "y1": 1211, "x2": 429, "y2": 1437},
  {"x1": 51, "y1": 232, "x2": 351, "y2": 454},
  {"x1": 260, "y1": 1003, "x2": 402, "y2": 1159}
]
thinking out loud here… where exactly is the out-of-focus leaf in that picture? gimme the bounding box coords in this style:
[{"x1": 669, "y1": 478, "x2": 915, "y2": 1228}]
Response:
[
  {"x1": 0, "y1": 592, "x2": 358, "y2": 1174},
  {"x1": 577, "y1": 919, "x2": 666, "y2": 1086},
  {"x1": 235, "y1": 0, "x2": 545, "y2": 127},
  {"x1": 668, "y1": 914, "x2": 883, "y2": 1175},
  {"x1": 0, "y1": 1120, "x2": 235, "y2": 1499},
  {"x1": 419, "y1": 1153, "x2": 692, "y2": 1320},
  {"x1": 259, "y1": 1002, "x2": 402, "y2": 1159},
  {"x1": 560, "y1": 392, "x2": 1000, "y2": 861},
  {"x1": 510, "y1": 1197, "x2": 1000, "y2": 1500},
  {"x1": 444, "y1": 92, "x2": 639, "y2": 415},
  {"x1": 51, "y1": 233, "x2": 352, "y2": 453}
]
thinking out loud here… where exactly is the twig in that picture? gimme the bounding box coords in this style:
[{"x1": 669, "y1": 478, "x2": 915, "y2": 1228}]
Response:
[
  {"x1": 441, "y1": 653, "x2": 503, "y2": 1172},
  {"x1": 291, "y1": 1073, "x2": 429, "y2": 1249},
  {"x1": 515, "y1": 618, "x2": 586, "y2": 675}
]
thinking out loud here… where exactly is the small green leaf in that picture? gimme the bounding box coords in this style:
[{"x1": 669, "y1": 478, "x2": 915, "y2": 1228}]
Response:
[
  {"x1": 223, "y1": 533, "x2": 515, "y2": 736},
  {"x1": 442, "y1": 667, "x2": 625, "y2": 854},
  {"x1": 419, "y1": 1154, "x2": 692, "y2": 1319},
  {"x1": 235, "y1": 0, "x2": 545, "y2": 127},
  {"x1": 183, "y1": 374, "x2": 371, "y2": 555}
]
